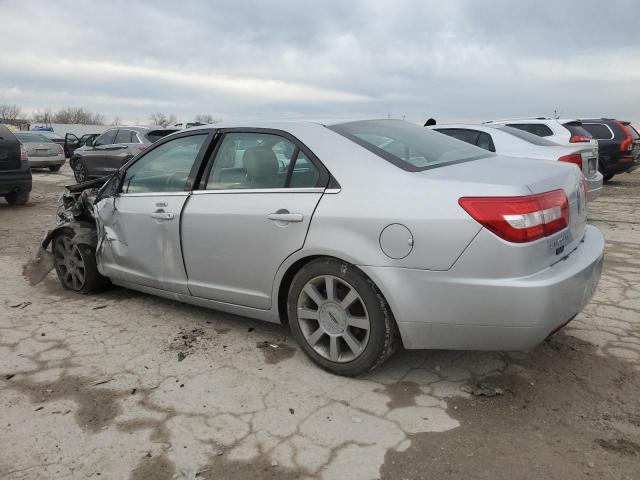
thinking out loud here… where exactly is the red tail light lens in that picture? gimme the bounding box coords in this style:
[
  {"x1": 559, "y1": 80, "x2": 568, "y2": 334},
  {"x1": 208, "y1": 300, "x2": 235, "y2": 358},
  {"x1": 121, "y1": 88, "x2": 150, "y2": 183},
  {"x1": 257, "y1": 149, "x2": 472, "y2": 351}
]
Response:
[
  {"x1": 569, "y1": 134, "x2": 591, "y2": 143},
  {"x1": 615, "y1": 121, "x2": 633, "y2": 152},
  {"x1": 558, "y1": 153, "x2": 583, "y2": 170},
  {"x1": 57, "y1": 144, "x2": 65, "y2": 155},
  {"x1": 459, "y1": 190, "x2": 570, "y2": 243},
  {"x1": 20, "y1": 144, "x2": 28, "y2": 162}
]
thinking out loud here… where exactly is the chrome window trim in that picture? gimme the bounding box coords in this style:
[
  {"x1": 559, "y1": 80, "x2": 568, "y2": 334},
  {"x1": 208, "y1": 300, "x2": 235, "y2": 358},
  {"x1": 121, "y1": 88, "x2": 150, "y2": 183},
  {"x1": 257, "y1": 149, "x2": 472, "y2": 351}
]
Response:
[
  {"x1": 119, "y1": 192, "x2": 190, "y2": 197},
  {"x1": 192, "y1": 187, "x2": 326, "y2": 195}
]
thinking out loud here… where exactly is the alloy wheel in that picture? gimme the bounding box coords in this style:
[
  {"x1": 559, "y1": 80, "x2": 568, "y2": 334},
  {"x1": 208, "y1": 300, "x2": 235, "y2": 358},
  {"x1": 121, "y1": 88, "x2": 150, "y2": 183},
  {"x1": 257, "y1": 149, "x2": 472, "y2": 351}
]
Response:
[
  {"x1": 53, "y1": 236, "x2": 87, "y2": 290},
  {"x1": 296, "y1": 275, "x2": 370, "y2": 363},
  {"x1": 74, "y1": 162, "x2": 87, "y2": 182}
]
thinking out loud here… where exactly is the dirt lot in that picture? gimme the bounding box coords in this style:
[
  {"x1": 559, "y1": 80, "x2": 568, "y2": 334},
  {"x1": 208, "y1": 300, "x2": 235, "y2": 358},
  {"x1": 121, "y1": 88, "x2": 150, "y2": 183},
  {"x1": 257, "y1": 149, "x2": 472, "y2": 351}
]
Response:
[{"x1": 1, "y1": 166, "x2": 639, "y2": 480}]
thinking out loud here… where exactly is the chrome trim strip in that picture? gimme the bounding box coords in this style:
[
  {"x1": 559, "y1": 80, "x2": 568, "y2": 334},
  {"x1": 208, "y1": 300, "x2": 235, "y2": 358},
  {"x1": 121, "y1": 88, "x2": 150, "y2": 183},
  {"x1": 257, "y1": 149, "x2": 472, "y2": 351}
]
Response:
[
  {"x1": 120, "y1": 192, "x2": 189, "y2": 197},
  {"x1": 192, "y1": 188, "x2": 325, "y2": 195},
  {"x1": 324, "y1": 188, "x2": 341, "y2": 194}
]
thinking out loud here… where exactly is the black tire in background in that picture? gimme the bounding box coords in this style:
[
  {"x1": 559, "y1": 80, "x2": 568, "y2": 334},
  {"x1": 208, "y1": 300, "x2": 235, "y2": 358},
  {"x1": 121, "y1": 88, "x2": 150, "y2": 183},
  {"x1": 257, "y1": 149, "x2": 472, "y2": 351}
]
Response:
[
  {"x1": 52, "y1": 230, "x2": 110, "y2": 294},
  {"x1": 287, "y1": 257, "x2": 399, "y2": 376},
  {"x1": 4, "y1": 191, "x2": 29, "y2": 205},
  {"x1": 73, "y1": 158, "x2": 88, "y2": 183}
]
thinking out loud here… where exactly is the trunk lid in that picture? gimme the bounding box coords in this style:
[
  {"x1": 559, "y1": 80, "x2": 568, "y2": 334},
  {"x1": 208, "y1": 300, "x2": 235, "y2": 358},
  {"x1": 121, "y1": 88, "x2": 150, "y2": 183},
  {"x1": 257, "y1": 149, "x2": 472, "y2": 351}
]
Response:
[{"x1": 25, "y1": 142, "x2": 59, "y2": 157}]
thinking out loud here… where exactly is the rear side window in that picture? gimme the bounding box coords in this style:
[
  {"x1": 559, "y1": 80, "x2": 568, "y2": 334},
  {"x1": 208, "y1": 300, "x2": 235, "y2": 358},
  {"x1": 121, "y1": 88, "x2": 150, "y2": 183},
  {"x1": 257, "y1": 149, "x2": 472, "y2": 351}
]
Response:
[
  {"x1": 204, "y1": 132, "x2": 320, "y2": 190},
  {"x1": 329, "y1": 120, "x2": 492, "y2": 171},
  {"x1": 436, "y1": 128, "x2": 480, "y2": 145},
  {"x1": 506, "y1": 123, "x2": 554, "y2": 137},
  {"x1": 115, "y1": 130, "x2": 133, "y2": 144},
  {"x1": 581, "y1": 123, "x2": 613, "y2": 140}
]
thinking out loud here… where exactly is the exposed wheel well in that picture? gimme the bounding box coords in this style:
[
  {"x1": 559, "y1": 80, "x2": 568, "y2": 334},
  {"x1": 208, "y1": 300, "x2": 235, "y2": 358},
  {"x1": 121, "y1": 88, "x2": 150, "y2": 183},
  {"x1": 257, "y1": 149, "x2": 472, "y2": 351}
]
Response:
[{"x1": 277, "y1": 255, "x2": 398, "y2": 340}]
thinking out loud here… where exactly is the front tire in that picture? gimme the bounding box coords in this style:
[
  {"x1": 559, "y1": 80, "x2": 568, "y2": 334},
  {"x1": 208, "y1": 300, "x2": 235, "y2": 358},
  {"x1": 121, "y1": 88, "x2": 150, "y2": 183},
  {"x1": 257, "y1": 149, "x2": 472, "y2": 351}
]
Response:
[
  {"x1": 5, "y1": 191, "x2": 29, "y2": 205},
  {"x1": 287, "y1": 258, "x2": 399, "y2": 376},
  {"x1": 73, "y1": 158, "x2": 88, "y2": 183},
  {"x1": 52, "y1": 230, "x2": 109, "y2": 293}
]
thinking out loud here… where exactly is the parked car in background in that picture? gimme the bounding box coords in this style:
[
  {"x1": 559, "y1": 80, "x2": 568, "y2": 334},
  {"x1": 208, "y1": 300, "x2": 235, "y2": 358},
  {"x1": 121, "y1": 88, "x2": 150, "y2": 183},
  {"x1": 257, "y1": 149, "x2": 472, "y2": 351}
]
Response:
[
  {"x1": 432, "y1": 124, "x2": 603, "y2": 200},
  {"x1": 32, "y1": 131, "x2": 71, "y2": 157},
  {"x1": 64, "y1": 133, "x2": 100, "y2": 159},
  {"x1": 0, "y1": 124, "x2": 32, "y2": 205},
  {"x1": 39, "y1": 119, "x2": 603, "y2": 376},
  {"x1": 70, "y1": 126, "x2": 178, "y2": 182},
  {"x1": 483, "y1": 117, "x2": 598, "y2": 149},
  {"x1": 14, "y1": 131, "x2": 66, "y2": 172},
  {"x1": 579, "y1": 118, "x2": 640, "y2": 181},
  {"x1": 171, "y1": 121, "x2": 207, "y2": 130}
]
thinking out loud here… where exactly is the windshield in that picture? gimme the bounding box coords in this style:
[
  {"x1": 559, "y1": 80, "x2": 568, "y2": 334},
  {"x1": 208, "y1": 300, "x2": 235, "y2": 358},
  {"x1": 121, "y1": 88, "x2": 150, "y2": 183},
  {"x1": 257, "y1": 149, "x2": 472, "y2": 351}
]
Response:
[
  {"x1": 495, "y1": 126, "x2": 559, "y2": 146},
  {"x1": 15, "y1": 133, "x2": 52, "y2": 143},
  {"x1": 328, "y1": 119, "x2": 493, "y2": 171}
]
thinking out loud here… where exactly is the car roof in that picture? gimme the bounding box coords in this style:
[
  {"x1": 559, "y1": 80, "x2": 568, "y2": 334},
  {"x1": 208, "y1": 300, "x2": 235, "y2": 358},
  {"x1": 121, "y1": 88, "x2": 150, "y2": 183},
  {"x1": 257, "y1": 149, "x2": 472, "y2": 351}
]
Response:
[
  {"x1": 484, "y1": 117, "x2": 580, "y2": 124},
  {"x1": 180, "y1": 118, "x2": 397, "y2": 133}
]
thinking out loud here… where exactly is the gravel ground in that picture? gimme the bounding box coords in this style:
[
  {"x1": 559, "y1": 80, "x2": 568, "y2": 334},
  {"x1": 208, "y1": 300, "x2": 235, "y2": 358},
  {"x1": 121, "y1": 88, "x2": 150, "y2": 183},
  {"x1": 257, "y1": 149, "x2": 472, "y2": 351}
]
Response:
[{"x1": 1, "y1": 165, "x2": 638, "y2": 479}]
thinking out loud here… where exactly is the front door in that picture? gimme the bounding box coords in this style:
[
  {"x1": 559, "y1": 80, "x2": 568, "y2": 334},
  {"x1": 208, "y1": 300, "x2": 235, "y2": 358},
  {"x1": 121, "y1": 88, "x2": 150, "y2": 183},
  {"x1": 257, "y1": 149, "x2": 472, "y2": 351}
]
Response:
[
  {"x1": 86, "y1": 129, "x2": 117, "y2": 177},
  {"x1": 96, "y1": 132, "x2": 209, "y2": 293},
  {"x1": 181, "y1": 131, "x2": 327, "y2": 309}
]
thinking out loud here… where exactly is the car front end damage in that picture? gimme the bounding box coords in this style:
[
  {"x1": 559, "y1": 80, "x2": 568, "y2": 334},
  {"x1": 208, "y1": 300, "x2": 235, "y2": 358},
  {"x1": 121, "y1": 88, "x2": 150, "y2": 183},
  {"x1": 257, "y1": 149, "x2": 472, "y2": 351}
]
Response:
[{"x1": 22, "y1": 177, "x2": 111, "y2": 286}]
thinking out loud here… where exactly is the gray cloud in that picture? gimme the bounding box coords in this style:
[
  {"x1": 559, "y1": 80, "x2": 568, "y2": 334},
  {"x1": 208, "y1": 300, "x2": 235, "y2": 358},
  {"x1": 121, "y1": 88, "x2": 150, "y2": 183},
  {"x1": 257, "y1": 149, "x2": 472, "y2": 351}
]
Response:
[{"x1": 1, "y1": 0, "x2": 639, "y2": 124}]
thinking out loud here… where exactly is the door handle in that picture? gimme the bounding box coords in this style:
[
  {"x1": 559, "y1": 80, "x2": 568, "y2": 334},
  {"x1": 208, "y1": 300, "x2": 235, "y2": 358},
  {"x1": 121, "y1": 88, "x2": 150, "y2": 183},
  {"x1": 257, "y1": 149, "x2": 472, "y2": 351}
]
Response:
[
  {"x1": 150, "y1": 211, "x2": 174, "y2": 220},
  {"x1": 267, "y1": 212, "x2": 304, "y2": 223}
]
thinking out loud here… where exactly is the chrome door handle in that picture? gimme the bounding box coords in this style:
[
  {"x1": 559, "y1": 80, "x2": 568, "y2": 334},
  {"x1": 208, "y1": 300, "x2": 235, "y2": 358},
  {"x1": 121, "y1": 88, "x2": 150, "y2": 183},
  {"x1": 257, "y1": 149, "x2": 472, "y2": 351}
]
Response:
[
  {"x1": 150, "y1": 211, "x2": 174, "y2": 220},
  {"x1": 267, "y1": 212, "x2": 303, "y2": 223}
]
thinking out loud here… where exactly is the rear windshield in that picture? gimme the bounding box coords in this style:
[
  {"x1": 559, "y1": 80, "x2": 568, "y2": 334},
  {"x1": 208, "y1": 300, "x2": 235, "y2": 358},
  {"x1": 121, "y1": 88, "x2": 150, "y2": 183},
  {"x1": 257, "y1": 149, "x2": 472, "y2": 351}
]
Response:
[
  {"x1": 328, "y1": 120, "x2": 492, "y2": 171},
  {"x1": 563, "y1": 123, "x2": 593, "y2": 139},
  {"x1": 495, "y1": 126, "x2": 558, "y2": 146},
  {"x1": 15, "y1": 133, "x2": 52, "y2": 143}
]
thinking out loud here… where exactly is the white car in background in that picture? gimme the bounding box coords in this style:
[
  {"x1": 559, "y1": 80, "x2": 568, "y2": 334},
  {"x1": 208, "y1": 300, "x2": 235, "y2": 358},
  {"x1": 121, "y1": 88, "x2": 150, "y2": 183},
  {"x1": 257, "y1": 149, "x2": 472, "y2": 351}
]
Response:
[
  {"x1": 483, "y1": 117, "x2": 599, "y2": 149},
  {"x1": 431, "y1": 124, "x2": 603, "y2": 201}
]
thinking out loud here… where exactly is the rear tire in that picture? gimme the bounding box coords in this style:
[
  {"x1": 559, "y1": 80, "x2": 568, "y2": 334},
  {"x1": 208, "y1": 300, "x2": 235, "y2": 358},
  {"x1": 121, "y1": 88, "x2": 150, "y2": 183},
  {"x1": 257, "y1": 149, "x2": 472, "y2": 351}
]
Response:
[
  {"x1": 49, "y1": 165, "x2": 62, "y2": 172},
  {"x1": 73, "y1": 159, "x2": 88, "y2": 183},
  {"x1": 603, "y1": 172, "x2": 614, "y2": 182},
  {"x1": 287, "y1": 258, "x2": 399, "y2": 376},
  {"x1": 52, "y1": 230, "x2": 110, "y2": 294},
  {"x1": 5, "y1": 191, "x2": 29, "y2": 205}
]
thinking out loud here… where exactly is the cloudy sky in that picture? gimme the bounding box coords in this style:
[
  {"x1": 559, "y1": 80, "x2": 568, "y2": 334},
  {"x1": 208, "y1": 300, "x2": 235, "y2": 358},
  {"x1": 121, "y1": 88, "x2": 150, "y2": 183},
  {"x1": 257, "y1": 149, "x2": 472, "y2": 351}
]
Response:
[{"x1": 1, "y1": 0, "x2": 639, "y2": 125}]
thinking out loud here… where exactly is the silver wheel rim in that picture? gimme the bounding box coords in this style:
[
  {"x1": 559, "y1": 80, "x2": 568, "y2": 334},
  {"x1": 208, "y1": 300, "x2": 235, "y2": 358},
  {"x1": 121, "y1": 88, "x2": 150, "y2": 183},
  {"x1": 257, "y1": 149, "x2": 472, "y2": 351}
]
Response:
[
  {"x1": 75, "y1": 163, "x2": 86, "y2": 182},
  {"x1": 297, "y1": 275, "x2": 370, "y2": 363},
  {"x1": 53, "y1": 236, "x2": 86, "y2": 290}
]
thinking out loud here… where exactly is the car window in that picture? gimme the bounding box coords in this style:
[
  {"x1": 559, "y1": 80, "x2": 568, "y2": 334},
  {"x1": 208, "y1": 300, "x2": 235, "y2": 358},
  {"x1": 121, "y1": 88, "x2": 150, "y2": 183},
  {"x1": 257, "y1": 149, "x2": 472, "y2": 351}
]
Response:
[
  {"x1": 435, "y1": 128, "x2": 481, "y2": 145},
  {"x1": 289, "y1": 151, "x2": 320, "y2": 188},
  {"x1": 330, "y1": 120, "x2": 492, "y2": 171},
  {"x1": 476, "y1": 132, "x2": 496, "y2": 152},
  {"x1": 15, "y1": 133, "x2": 52, "y2": 143},
  {"x1": 506, "y1": 123, "x2": 554, "y2": 137},
  {"x1": 580, "y1": 123, "x2": 613, "y2": 140},
  {"x1": 122, "y1": 134, "x2": 207, "y2": 193},
  {"x1": 94, "y1": 129, "x2": 117, "y2": 146},
  {"x1": 562, "y1": 123, "x2": 593, "y2": 139},
  {"x1": 115, "y1": 130, "x2": 133, "y2": 144},
  {"x1": 205, "y1": 132, "x2": 297, "y2": 190},
  {"x1": 496, "y1": 126, "x2": 558, "y2": 146}
]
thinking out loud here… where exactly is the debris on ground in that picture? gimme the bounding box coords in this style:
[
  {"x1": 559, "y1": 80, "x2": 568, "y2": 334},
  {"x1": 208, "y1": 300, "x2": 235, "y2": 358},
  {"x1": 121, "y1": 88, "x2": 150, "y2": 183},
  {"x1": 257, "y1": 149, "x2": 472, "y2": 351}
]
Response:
[
  {"x1": 461, "y1": 381, "x2": 506, "y2": 397},
  {"x1": 10, "y1": 301, "x2": 32, "y2": 309},
  {"x1": 22, "y1": 245, "x2": 55, "y2": 286},
  {"x1": 256, "y1": 341, "x2": 296, "y2": 365},
  {"x1": 177, "y1": 352, "x2": 187, "y2": 362},
  {"x1": 92, "y1": 305, "x2": 108, "y2": 310},
  {"x1": 595, "y1": 438, "x2": 640, "y2": 456}
]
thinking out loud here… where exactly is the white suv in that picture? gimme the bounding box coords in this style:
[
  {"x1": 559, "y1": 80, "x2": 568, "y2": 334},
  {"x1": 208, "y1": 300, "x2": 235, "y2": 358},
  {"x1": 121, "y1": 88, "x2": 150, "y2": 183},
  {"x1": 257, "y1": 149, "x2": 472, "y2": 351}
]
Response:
[{"x1": 484, "y1": 117, "x2": 599, "y2": 149}]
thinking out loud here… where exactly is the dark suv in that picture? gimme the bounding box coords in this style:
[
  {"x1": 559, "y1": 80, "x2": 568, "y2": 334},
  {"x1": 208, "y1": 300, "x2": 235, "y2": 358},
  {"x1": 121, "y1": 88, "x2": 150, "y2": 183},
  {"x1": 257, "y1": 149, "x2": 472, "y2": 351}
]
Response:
[
  {"x1": 579, "y1": 118, "x2": 640, "y2": 182},
  {"x1": 70, "y1": 126, "x2": 177, "y2": 182},
  {"x1": 0, "y1": 124, "x2": 32, "y2": 205}
]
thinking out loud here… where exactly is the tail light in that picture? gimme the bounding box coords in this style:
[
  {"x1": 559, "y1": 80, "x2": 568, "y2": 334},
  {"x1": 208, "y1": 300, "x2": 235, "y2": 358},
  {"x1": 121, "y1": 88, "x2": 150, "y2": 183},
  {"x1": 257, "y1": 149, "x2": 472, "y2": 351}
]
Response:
[
  {"x1": 615, "y1": 121, "x2": 633, "y2": 152},
  {"x1": 57, "y1": 144, "x2": 65, "y2": 155},
  {"x1": 569, "y1": 134, "x2": 591, "y2": 143},
  {"x1": 558, "y1": 153, "x2": 583, "y2": 170},
  {"x1": 20, "y1": 144, "x2": 28, "y2": 162},
  {"x1": 459, "y1": 190, "x2": 570, "y2": 243}
]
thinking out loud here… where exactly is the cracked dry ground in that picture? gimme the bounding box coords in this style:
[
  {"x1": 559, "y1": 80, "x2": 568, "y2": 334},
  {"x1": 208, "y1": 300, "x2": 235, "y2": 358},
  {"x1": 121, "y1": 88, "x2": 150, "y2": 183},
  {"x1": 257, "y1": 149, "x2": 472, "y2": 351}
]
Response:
[{"x1": 1, "y1": 166, "x2": 639, "y2": 480}]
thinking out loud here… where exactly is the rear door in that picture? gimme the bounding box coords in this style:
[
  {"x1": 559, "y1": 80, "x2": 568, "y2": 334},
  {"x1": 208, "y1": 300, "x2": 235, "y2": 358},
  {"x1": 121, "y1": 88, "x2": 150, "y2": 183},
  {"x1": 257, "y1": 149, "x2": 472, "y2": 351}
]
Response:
[
  {"x1": 97, "y1": 131, "x2": 210, "y2": 293},
  {"x1": 101, "y1": 129, "x2": 135, "y2": 172},
  {"x1": 181, "y1": 130, "x2": 328, "y2": 309}
]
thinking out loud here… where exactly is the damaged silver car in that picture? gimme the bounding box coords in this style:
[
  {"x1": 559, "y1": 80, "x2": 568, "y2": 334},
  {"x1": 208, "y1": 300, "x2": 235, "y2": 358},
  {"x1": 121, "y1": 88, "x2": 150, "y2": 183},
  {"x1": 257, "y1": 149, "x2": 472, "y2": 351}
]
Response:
[{"x1": 28, "y1": 120, "x2": 604, "y2": 376}]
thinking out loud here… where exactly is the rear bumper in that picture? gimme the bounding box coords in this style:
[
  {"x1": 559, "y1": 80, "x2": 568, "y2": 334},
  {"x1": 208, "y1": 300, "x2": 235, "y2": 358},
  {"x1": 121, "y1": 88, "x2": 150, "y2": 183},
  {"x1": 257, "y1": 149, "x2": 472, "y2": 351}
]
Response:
[
  {"x1": 586, "y1": 171, "x2": 603, "y2": 201},
  {"x1": 361, "y1": 225, "x2": 604, "y2": 351},
  {"x1": 0, "y1": 169, "x2": 33, "y2": 195},
  {"x1": 28, "y1": 155, "x2": 66, "y2": 168}
]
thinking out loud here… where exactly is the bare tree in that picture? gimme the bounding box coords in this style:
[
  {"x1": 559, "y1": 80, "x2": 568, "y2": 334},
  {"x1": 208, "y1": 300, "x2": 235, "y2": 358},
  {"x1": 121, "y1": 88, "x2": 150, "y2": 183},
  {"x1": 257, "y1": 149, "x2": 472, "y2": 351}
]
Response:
[
  {"x1": 111, "y1": 116, "x2": 122, "y2": 126},
  {"x1": 0, "y1": 104, "x2": 23, "y2": 122},
  {"x1": 53, "y1": 107, "x2": 105, "y2": 125},
  {"x1": 194, "y1": 114, "x2": 223, "y2": 124},
  {"x1": 31, "y1": 108, "x2": 54, "y2": 124},
  {"x1": 149, "y1": 112, "x2": 177, "y2": 127}
]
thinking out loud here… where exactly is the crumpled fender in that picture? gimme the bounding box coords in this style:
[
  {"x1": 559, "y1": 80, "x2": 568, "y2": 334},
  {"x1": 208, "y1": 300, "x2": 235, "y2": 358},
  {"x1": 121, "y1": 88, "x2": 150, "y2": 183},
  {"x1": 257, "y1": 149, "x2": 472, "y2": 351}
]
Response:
[{"x1": 41, "y1": 220, "x2": 98, "y2": 250}]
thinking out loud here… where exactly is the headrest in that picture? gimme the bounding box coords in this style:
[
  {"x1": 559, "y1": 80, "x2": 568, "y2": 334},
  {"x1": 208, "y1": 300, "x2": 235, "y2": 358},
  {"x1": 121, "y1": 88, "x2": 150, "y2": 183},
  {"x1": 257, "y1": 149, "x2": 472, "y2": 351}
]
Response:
[{"x1": 242, "y1": 146, "x2": 279, "y2": 181}]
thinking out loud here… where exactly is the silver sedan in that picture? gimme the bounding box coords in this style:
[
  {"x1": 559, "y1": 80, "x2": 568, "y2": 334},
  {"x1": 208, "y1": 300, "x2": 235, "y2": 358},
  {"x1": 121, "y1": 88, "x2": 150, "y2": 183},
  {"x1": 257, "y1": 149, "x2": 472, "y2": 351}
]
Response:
[{"x1": 40, "y1": 119, "x2": 604, "y2": 376}]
